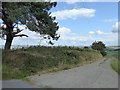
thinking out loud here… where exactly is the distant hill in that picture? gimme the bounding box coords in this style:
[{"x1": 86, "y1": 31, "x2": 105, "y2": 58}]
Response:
[{"x1": 106, "y1": 46, "x2": 120, "y2": 51}]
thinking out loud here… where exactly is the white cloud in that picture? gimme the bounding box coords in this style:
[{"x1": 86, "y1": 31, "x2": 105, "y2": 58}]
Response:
[
  {"x1": 112, "y1": 22, "x2": 120, "y2": 33},
  {"x1": 0, "y1": 24, "x2": 6, "y2": 28},
  {"x1": 1, "y1": 26, "x2": 118, "y2": 46},
  {"x1": 65, "y1": 0, "x2": 98, "y2": 4},
  {"x1": 56, "y1": 27, "x2": 94, "y2": 46},
  {"x1": 96, "y1": 30, "x2": 104, "y2": 35},
  {"x1": 65, "y1": 0, "x2": 80, "y2": 3},
  {"x1": 93, "y1": 32, "x2": 117, "y2": 42},
  {"x1": 57, "y1": 27, "x2": 71, "y2": 35},
  {"x1": 89, "y1": 30, "x2": 104, "y2": 35},
  {"x1": 51, "y1": 8, "x2": 96, "y2": 20},
  {"x1": 89, "y1": 31, "x2": 95, "y2": 34},
  {"x1": 64, "y1": 0, "x2": 83, "y2": 4},
  {"x1": 12, "y1": 27, "x2": 120, "y2": 46},
  {"x1": 0, "y1": 25, "x2": 49, "y2": 46},
  {"x1": 88, "y1": 29, "x2": 118, "y2": 46},
  {"x1": 103, "y1": 19, "x2": 117, "y2": 23},
  {"x1": 57, "y1": 27, "x2": 91, "y2": 42},
  {"x1": 12, "y1": 29, "x2": 41, "y2": 45},
  {"x1": 56, "y1": 27, "x2": 118, "y2": 46},
  {"x1": 0, "y1": 24, "x2": 119, "y2": 46}
]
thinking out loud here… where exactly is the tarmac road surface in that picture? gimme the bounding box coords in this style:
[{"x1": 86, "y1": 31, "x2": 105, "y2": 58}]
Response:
[
  {"x1": 29, "y1": 58, "x2": 118, "y2": 88},
  {"x1": 2, "y1": 58, "x2": 118, "y2": 88}
]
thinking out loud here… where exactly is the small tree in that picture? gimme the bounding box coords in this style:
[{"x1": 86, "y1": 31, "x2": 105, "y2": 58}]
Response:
[{"x1": 91, "y1": 41, "x2": 106, "y2": 56}]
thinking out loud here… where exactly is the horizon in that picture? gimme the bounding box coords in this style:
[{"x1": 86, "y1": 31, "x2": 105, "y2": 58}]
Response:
[{"x1": 0, "y1": 45, "x2": 119, "y2": 49}]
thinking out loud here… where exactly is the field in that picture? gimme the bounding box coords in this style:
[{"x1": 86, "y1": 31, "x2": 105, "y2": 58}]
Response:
[{"x1": 2, "y1": 46, "x2": 102, "y2": 80}]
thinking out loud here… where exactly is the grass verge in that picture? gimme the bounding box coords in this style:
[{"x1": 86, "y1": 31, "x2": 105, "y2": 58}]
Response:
[
  {"x1": 2, "y1": 46, "x2": 103, "y2": 80},
  {"x1": 111, "y1": 59, "x2": 120, "y2": 75},
  {"x1": 107, "y1": 49, "x2": 120, "y2": 74}
]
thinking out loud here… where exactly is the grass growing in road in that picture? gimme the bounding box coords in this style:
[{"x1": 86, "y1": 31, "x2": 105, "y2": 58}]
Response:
[{"x1": 2, "y1": 46, "x2": 102, "y2": 80}]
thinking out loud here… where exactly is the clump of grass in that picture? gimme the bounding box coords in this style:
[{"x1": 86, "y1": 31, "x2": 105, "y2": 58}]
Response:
[
  {"x1": 0, "y1": 64, "x2": 2, "y2": 80},
  {"x1": 107, "y1": 49, "x2": 120, "y2": 74},
  {"x1": 2, "y1": 64, "x2": 26, "y2": 79},
  {"x1": 2, "y1": 46, "x2": 102, "y2": 80},
  {"x1": 111, "y1": 59, "x2": 120, "y2": 75}
]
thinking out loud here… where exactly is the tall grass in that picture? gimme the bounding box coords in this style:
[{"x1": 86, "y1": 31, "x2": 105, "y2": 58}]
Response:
[
  {"x1": 108, "y1": 49, "x2": 120, "y2": 74},
  {"x1": 111, "y1": 59, "x2": 120, "y2": 75},
  {"x1": 2, "y1": 46, "x2": 102, "y2": 80}
]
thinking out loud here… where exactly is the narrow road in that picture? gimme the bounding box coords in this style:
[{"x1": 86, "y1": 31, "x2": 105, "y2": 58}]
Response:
[{"x1": 2, "y1": 58, "x2": 118, "y2": 88}]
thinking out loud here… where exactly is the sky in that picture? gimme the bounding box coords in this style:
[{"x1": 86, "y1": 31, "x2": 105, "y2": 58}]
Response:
[{"x1": 0, "y1": 1, "x2": 119, "y2": 46}]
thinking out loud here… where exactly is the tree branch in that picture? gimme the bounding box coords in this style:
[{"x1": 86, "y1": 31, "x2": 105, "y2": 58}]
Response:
[
  {"x1": 14, "y1": 34, "x2": 28, "y2": 37},
  {"x1": 12, "y1": 29, "x2": 23, "y2": 35}
]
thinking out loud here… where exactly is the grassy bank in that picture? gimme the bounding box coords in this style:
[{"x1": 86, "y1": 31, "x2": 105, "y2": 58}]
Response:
[
  {"x1": 2, "y1": 46, "x2": 102, "y2": 80},
  {"x1": 107, "y1": 49, "x2": 120, "y2": 74},
  {"x1": 111, "y1": 59, "x2": 120, "y2": 74}
]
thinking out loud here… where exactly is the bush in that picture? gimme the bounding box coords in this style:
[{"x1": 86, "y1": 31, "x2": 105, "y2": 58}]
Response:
[
  {"x1": 100, "y1": 50, "x2": 107, "y2": 56},
  {"x1": 91, "y1": 41, "x2": 106, "y2": 56},
  {"x1": 84, "y1": 46, "x2": 89, "y2": 49}
]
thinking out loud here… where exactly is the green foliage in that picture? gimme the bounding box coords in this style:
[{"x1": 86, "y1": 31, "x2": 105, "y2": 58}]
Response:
[
  {"x1": 84, "y1": 46, "x2": 89, "y2": 49},
  {"x1": 2, "y1": 2, "x2": 59, "y2": 38},
  {"x1": 1, "y1": 2, "x2": 59, "y2": 49},
  {"x1": 91, "y1": 41, "x2": 106, "y2": 51},
  {"x1": 2, "y1": 46, "x2": 102, "y2": 79},
  {"x1": 100, "y1": 50, "x2": 107, "y2": 56},
  {"x1": 91, "y1": 41, "x2": 106, "y2": 56}
]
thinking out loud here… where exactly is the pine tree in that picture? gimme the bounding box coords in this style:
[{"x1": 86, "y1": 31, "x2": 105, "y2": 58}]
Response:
[{"x1": 0, "y1": 2, "x2": 59, "y2": 50}]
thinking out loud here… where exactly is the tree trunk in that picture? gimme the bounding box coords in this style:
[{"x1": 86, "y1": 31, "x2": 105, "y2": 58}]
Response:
[{"x1": 4, "y1": 34, "x2": 13, "y2": 50}]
